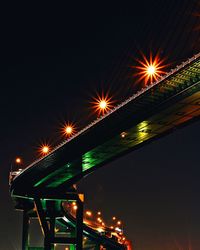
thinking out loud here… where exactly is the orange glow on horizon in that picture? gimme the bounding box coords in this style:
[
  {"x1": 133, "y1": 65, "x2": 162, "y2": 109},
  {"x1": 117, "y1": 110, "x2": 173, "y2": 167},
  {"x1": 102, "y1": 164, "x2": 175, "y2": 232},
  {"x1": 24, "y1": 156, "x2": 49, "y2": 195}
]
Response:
[
  {"x1": 91, "y1": 92, "x2": 114, "y2": 116},
  {"x1": 134, "y1": 52, "x2": 168, "y2": 85}
]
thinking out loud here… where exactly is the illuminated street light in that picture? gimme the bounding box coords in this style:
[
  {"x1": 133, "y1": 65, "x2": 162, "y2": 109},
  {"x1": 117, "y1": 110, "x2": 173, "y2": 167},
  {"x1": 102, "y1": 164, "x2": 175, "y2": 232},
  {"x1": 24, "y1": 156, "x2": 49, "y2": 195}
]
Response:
[
  {"x1": 96, "y1": 98, "x2": 109, "y2": 114},
  {"x1": 85, "y1": 211, "x2": 92, "y2": 216},
  {"x1": 15, "y1": 157, "x2": 22, "y2": 164},
  {"x1": 91, "y1": 92, "x2": 114, "y2": 116},
  {"x1": 41, "y1": 145, "x2": 49, "y2": 155},
  {"x1": 134, "y1": 52, "x2": 168, "y2": 85},
  {"x1": 147, "y1": 65, "x2": 156, "y2": 75},
  {"x1": 117, "y1": 221, "x2": 121, "y2": 225},
  {"x1": 99, "y1": 100, "x2": 107, "y2": 109},
  {"x1": 97, "y1": 217, "x2": 102, "y2": 223},
  {"x1": 65, "y1": 125, "x2": 73, "y2": 135},
  {"x1": 71, "y1": 201, "x2": 78, "y2": 211},
  {"x1": 63, "y1": 123, "x2": 75, "y2": 137},
  {"x1": 38, "y1": 142, "x2": 51, "y2": 156},
  {"x1": 73, "y1": 205, "x2": 78, "y2": 211}
]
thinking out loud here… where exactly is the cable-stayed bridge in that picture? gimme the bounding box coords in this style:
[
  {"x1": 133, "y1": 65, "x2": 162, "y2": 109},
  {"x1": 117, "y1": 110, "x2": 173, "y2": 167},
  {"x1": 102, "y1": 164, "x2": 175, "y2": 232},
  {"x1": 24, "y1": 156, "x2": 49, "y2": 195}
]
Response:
[{"x1": 10, "y1": 53, "x2": 200, "y2": 250}]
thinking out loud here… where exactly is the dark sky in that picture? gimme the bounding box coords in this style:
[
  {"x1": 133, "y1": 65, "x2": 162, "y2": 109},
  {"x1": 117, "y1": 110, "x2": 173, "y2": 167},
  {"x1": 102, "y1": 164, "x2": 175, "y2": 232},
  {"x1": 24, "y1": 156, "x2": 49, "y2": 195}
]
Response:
[{"x1": 1, "y1": 1, "x2": 200, "y2": 249}]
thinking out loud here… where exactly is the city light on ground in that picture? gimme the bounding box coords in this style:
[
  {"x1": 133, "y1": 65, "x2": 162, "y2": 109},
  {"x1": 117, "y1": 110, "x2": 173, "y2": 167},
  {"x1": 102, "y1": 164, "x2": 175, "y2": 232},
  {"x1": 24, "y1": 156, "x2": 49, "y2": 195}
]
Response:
[
  {"x1": 117, "y1": 221, "x2": 121, "y2": 225},
  {"x1": 86, "y1": 210, "x2": 92, "y2": 216}
]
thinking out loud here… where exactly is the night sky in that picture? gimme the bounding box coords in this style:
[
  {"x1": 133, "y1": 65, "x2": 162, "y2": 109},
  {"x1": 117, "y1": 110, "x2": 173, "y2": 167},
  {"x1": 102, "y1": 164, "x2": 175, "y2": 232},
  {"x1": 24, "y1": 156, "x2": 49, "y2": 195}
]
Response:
[{"x1": 1, "y1": 1, "x2": 200, "y2": 249}]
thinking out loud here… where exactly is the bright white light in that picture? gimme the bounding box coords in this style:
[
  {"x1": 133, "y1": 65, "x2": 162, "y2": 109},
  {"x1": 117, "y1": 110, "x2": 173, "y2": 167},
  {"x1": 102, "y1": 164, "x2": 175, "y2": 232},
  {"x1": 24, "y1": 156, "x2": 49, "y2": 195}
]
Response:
[
  {"x1": 147, "y1": 65, "x2": 156, "y2": 75},
  {"x1": 115, "y1": 227, "x2": 122, "y2": 232},
  {"x1": 99, "y1": 100, "x2": 107, "y2": 109},
  {"x1": 97, "y1": 227, "x2": 104, "y2": 233}
]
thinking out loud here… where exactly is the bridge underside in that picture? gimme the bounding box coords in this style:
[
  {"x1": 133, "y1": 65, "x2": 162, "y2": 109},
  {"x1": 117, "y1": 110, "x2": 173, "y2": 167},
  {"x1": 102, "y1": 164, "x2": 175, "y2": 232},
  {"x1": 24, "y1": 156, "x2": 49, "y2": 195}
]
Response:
[
  {"x1": 10, "y1": 54, "x2": 200, "y2": 250},
  {"x1": 11, "y1": 55, "x2": 200, "y2": 197}
]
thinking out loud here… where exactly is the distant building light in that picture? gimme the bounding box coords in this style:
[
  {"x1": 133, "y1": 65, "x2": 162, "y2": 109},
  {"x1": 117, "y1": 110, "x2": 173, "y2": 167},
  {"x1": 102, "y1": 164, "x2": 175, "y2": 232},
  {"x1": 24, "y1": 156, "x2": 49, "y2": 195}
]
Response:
[{"x1": 115, "y1": 227, "x2": 122, "y2": 232}]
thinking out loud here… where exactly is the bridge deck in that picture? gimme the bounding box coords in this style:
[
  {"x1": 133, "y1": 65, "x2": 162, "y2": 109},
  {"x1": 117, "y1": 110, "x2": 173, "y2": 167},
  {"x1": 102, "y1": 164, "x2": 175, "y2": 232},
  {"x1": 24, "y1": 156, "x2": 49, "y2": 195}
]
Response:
[{"x1": 11, "y1": 53, "x2": 200, "y2": 197}]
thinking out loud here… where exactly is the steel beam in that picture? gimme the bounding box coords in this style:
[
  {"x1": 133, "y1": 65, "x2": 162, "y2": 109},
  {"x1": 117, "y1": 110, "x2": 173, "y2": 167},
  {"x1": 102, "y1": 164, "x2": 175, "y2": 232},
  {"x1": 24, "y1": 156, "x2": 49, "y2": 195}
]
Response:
[
  {"x1": 34, "y1": 192, "x2": 80, "y2": 201},
  {"x1": 76, "y1": 198, "x2": 83, "y2": 250},
  {"x1": 44, "y1": 236, "x2": 52, "y2": 250},
  {"x1": 49, "y1": 216, "x2": 55, "y2": 250},
  {"x1": 34, "y1": 198, "x2": 49, "y2": 237},
  {"x1": 22, "y1": 210, "x2": 30, "y2": 250}
]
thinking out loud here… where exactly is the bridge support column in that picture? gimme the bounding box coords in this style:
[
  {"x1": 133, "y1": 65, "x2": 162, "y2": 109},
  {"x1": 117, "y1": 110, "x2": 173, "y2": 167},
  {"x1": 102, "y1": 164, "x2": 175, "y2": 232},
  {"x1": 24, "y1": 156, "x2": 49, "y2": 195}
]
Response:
[
  {"x1": 44, "y1": 221, "x2": 55, "y2": 250},
  {"x1": 76, "y1": 197, "x2": 83, "y2": 250},
  {"x1": 44, "y1": 237, "x2": 51, "y2": 250},
  {"x1": 34, "y1": 193, "x2": 84, "y2": 250},
  {"x1": 22, "y1": 210, "x2": 30, "y2": 250},
  {"x1": 49, "y1": 216, "x2": 55, "y2": 250}
]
